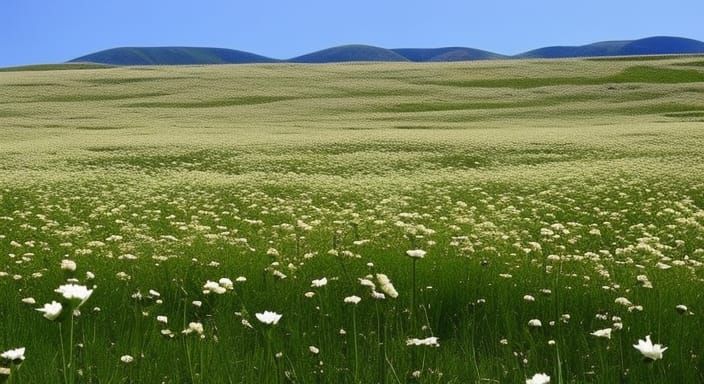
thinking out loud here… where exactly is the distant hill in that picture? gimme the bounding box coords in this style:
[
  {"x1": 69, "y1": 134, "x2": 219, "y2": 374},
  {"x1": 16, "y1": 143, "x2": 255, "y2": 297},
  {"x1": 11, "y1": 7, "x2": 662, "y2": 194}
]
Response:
[
  {"x1": 516, "y1": 36, "x2": 704, "y2": 59},
  {"x1": 69, "y1": 47, "x2": 279, "y2": 65},
  {"x1": 619, "y1": 36, "x2": 704, "y2": 56},
  {"x1": 60, "y1": 36, "x2": 704, "y2": 66},
  {"x1": 392, "y1": 47, "x2": 506, "y2": 61},
  {"x1": 288, "y1": 45, "x2": 409, "y2": 63}
]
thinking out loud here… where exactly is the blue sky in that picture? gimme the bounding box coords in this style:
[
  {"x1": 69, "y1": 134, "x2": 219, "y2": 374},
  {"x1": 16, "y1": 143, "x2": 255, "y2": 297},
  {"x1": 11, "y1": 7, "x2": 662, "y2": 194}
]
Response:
[{"x1": 2, "y1": 0, "x2": 703, "y2": 66}]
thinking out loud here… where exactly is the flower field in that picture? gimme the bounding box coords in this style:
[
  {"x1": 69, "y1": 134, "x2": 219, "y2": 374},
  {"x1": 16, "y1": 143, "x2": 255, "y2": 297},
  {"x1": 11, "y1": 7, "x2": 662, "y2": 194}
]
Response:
[{"x1": 1, "y1": 57, "x2": 704, "y2": 383}]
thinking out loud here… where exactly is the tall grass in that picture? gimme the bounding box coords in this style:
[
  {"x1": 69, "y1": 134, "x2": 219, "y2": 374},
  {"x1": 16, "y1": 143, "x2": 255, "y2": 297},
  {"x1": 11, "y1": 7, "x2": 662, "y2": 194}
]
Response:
[{"x1": 0, "y1": 57, "x2": 703, "y2": 383}]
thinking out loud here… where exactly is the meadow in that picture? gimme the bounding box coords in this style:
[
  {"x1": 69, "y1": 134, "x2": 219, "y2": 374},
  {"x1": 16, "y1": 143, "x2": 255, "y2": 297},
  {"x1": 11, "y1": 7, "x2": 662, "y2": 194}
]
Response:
[{"x1": 0, "y1": 56, "x2": 704, "y2": 383}]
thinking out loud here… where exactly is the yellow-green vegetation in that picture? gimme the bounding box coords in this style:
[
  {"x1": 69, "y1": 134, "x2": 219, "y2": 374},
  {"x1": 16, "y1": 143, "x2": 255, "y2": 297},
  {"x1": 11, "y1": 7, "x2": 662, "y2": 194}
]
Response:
[{"x1": 0, "y1": 57, "x2": 703, "y2": 383}]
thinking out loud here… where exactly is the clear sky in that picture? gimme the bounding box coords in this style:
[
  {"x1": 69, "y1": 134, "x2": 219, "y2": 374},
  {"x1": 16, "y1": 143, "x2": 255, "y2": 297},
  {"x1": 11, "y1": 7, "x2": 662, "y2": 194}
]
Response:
[{"x1": 2, "y1": 0, "x2": 703, "y2": 67}]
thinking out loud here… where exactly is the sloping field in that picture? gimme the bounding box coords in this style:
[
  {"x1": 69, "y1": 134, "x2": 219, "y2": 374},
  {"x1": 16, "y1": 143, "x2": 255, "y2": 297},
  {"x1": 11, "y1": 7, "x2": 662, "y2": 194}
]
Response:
[{"x1": 0, "y1": 57, "x2": 703, "y2": 383}]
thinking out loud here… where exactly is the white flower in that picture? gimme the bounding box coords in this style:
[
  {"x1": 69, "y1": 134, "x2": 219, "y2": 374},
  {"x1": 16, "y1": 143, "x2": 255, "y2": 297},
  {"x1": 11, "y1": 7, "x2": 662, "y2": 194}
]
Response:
[
  {"x1": 36, "y1": 301, "x2": 63, "y2": 321},
  {"x1": 182, "y1": 322, "x2": 204, "y2": 335},
  {"x1": 61, "y1": 259, "x2": 77, "y2": 272},
  {"x1": 526, "y1": 372, "x2": 550, "y2": 384},
  {"x1": 311, "y1": 277, "x2": 328, "y2": 288},
  {"x1": 309, "y1": 346, "x2": 320, "y2": 354},
  {"x1": 655, "y1": 262, "x2": 671, "y2": 270},
  {"x1": 615, "y1": 297, "x2": 633, "y2": 306},
  {"x1": 192, "y1": 300, "x2": 202, "y2": 307},
  {"x1": 633, "y1": 335, "x2": 667, "y2": 361},
  {"x1": 344, "y1": 295, "x2": 361, "y2": 305},
  {"x1": 256, "y1": 311, "x2": 282, "y2": 325},
  {"x1": 54, "y1": 284, "x2": 93, "y2": 307},
  {"x1": 371, "y1": 291, "x2": 386, "y2": 300},
  {"x1": 523, "y1": 295, "x2": 535, "y2": 302},
  {"x1": 272, "y1": 270, "x2": 287, "y2": 279},
  {"x1": 161, "y1": 329, "x2": 175, "y2": 338},
  {"x1": 406, "y1": 249, "x2": 426, "y2": 259},
  {"x1": 358, "y1": 278, "x2": 375, "y2": 289},
  {"x1": 156, "y1": 315, "x2": 168, "y2": 324},
  {"x1": 218, "y1": 278, "x2": 234, "y2": 290},
  {"x1": 21, "y1": 297, "x2": 36, "y2": 305},
  {"x1": 528, "y1": 319, "x2": 542, "y2": 328},
  {"x1": 120, "y1": 355, "x2": 134, "y2": 363},
  {"x1": 676, "y1": 304, "x2": 688, "y2": 314},
  {"x1": 203, "y1": 280, "x2": 226, "y2": 294},
  {"x1": 375, "y1": 274, "x2": 398, "y2": 298},
  {"x1": 1, "y1": 347, "x2": 25, "y2": 362},
  {"x1": 406, "y1": 337, "x2": 439, "y2": 347},
  {"x1": 590, "y1": 328, "x2": 612, "y2": 339}
]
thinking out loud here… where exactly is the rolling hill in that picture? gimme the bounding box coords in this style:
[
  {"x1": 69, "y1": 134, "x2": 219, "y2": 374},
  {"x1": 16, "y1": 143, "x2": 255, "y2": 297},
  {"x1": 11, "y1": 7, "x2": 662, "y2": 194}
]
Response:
[
  {"x1": 69, "y1": 47, "x2": 279, "y2": 65},
  {"x1": 63, "y1": 36, "x2": 704, "y2": 66},
  {"x1": 391, "y1": 47, "x2": 506, "y2": 61},
  {"x1": 288, "y1": 45, "x2": 409, "y2": 63},
  {"x1": 516, "y1": 36, "x2": 704, "y2": 58},
  {"x1": 619, "y1": 36, "x2": 704, "y2": 56}
]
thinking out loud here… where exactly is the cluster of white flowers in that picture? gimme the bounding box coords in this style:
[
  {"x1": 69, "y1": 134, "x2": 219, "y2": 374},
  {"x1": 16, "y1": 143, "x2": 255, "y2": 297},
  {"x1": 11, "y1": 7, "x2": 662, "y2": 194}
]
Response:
[
  {"x1": 406, "y1": 336, "x2": 439, "y2": 347},
  {"x1": 202, "y1": 278, "x2": 234, "y2": 294}
]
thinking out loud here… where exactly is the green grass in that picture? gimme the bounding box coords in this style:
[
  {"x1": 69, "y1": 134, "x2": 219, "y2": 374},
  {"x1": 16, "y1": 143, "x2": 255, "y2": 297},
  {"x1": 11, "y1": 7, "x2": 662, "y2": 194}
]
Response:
[
  {"x1": 424, "y1": 65, "x2": 704, "y2": 88},
  {"x1": 123, "y1": 96, "x2": 297, "y2": 108},
  {"x1": 587, "y1": 54, "x2": 704, "y2": 62},
  {"x1": 82, "y1": 77, "x2": 191, "y2": 85},
  {"x1": 0, "y1": 63, "x2": 113, "y2": 72},
  {"x1": 1, "y1": 57, "x2": 704, "y2": 383},
  {"x1": 31, "y1": 92, "x2": 170, "y2": 103},
  {"x1": 674, "y1": 60, "x2": 704, "y2": 67},
  {"x1": 663, "y1": 111, "x2": 704, "y2": 118}
]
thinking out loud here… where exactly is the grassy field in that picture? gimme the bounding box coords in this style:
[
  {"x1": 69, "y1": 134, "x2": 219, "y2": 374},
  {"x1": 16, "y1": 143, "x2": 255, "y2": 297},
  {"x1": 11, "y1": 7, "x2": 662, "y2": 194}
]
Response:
[{"x1": 1, "y1": 56, "x2": 704, "y2": 383}]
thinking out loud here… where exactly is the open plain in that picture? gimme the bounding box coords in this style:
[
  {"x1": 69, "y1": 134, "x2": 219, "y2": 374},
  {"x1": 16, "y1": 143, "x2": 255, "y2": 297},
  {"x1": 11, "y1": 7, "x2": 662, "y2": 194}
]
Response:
[{"x1": 1, "y1": 56, "x2": 704, "y2": 383}]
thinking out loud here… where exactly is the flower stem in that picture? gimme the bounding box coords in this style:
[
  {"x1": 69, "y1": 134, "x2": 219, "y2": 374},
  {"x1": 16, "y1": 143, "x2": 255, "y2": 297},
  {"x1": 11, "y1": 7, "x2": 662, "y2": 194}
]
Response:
[
  {"x1": 68, "y1": 314, "x2": 76, "y2": 384},
  {"x1": 352, "y1": 306, "x2": 359, "y2": 383},
  {"x1": 185, "y1": 338, "x2": 195, "y2": 384},
  {"x1": 59, "y1": 323, "x2": 68, "y2": 384},
  {"x1": 411, "y1": 258, "x2": 417, "y2": 331}
]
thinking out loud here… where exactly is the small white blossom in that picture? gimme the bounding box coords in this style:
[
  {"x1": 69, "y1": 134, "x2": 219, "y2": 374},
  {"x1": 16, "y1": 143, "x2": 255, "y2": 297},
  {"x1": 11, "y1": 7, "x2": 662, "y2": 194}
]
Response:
[
  {"x1": 590, "y1": 328, "x2": 612, "y2": 339},
  {"x1": 61, "y1": 259, "x2": 77, "y2": 272},
  {"x1": 36, "y1": 301, "x2": 63, "y2": 321},
  {"x1": 526, "y1": 372, "x2": 550, "y2": 384},
  {"x1": 528, "y1": 319, "x2": 542, "y2": 328},
  {"x1": 633, "y1": 335, "x2": 667, "y2": 361},
  {"x1": 406, "y1": 249, "x2": 426, "y2": 259},
  {"x1": 311, "y1": 277, "x2": 328, "y2": 288},
  {"x1": 406, "y1": 337, "x2": 439, "y2": 347},
  {"x1": 120, "y1": 355, "x2": 134, "y2": 363},
  {"x1": 256, "y1": 311, "x2": 282, "y2": 325},
  {"x1": 1, "y1": 347, "x2": 25, "y2": 362}
]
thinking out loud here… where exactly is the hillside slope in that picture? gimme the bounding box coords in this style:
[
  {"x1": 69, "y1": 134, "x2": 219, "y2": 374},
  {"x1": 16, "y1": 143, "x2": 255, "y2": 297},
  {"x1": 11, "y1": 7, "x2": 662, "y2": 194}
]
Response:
[
  {"x1": 516, "y1": 36, "x2": 704, "y2": 58},
  {"x1": 69, "y1": 47, "x2": 279, "y2": 65},
  {"x1": 288, "y1": 45, "x2": 409, "y2": 63},
  {"x1": 64, "y1": 36, "x2": 704, "y2": 66},
  {"x1": 392, "y1": 47, "x2": 506, "y2": 61}
]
